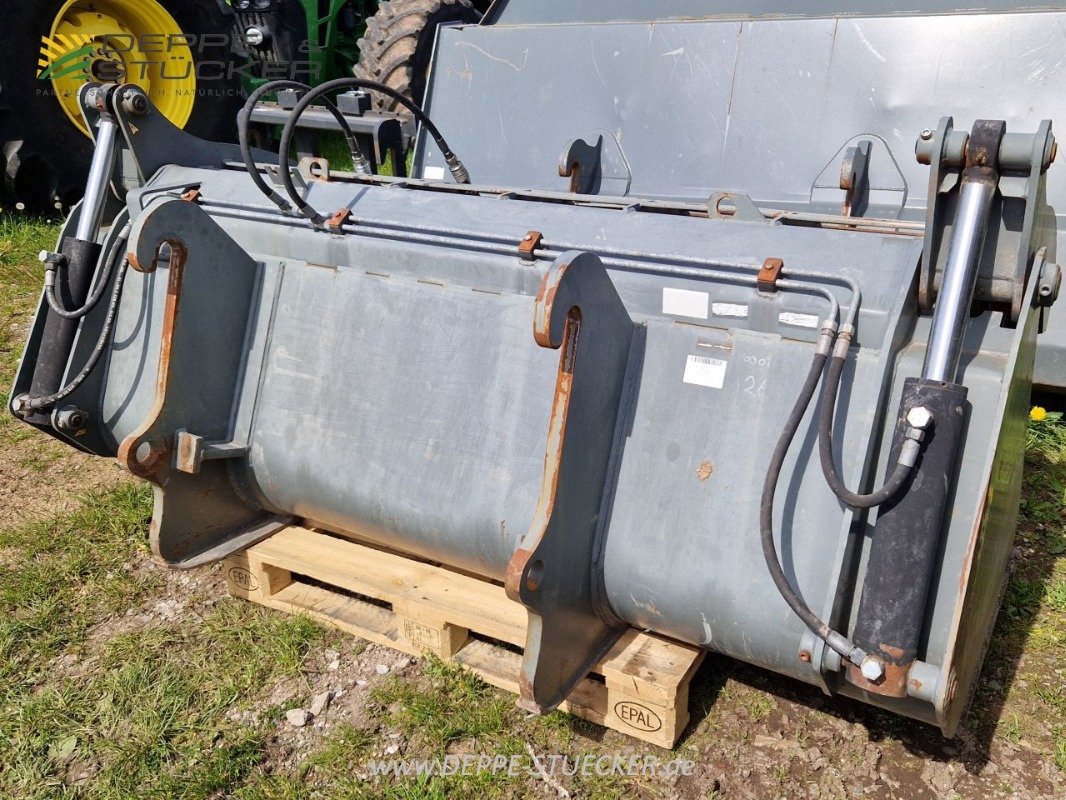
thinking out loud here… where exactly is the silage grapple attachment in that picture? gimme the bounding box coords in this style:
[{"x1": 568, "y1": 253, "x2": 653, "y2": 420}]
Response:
[{"x1": 9, "y1": 73, "x2": 1060, "y2": 735}]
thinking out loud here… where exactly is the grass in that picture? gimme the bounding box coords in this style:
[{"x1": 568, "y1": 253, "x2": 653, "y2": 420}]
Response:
[
  {"x1": 0, "y1": 214, "x2": 60, "y2": 411},
  {"x1": 0, "y1": 482, "x2": 155, "y2": 687},
  {"x1": 370, "y1": 657, "x2": 515, "y2": 752}
]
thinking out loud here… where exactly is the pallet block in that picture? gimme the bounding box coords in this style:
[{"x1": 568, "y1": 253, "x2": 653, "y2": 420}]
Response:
[{"x1": 225, "y1": 526, "x2": 704, "y2": 748}]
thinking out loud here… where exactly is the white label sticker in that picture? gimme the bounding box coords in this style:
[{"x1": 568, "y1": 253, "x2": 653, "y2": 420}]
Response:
[
  {"x1": 683, "y1": 355, "x2": 728, "y2": 388},
  {"x1": 423, "y1": 165, "x2": 446, "y2": 180},
  {"x1": 712, "y1": 302, "x2": 749, "y2": 319},
  {"x1": 778, "y1": 312, "x2": 820, "y2": 329},
  {"x1": 662, "y1": 288, "x2": 709, "y2": 319}
]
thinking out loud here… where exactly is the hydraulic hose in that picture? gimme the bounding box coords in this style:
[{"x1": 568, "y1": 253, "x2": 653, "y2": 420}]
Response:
[
  {"x1": 22, "y1": 250, "x2": 130, "y2": 412},
  {"x1": 44, "y1": 218, "x2": 131, "y2": 320},
  {"x1": 817, "y1": 329, "x2": 916, "y2": 509},
  {"x1": 277, "y1": 77, "x2": 471, "y2": 223},
  {"x1": 238, "y1": 80, "x2": 371, "y2": 212},
  {"x1": 760, "y1": 325, "x2": 868, "y2": 667}
]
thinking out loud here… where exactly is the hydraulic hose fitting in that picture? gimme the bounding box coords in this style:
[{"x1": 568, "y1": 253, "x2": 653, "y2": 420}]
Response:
[
  {"x1": 831, "y1": 323, "x2": 854, "y2": 359},
  {"x1": 446, "y1": 154, "x2": 471, "y2": 185},
  {"x1": 352, "y1": 150, "x2": 373, "y2": 177},
  {"x1": 40, "y1": 250, "x2": 65, "y2": 290},
  {"x1": 816, "y1": 319, "x2": 839, "y2": 356}
]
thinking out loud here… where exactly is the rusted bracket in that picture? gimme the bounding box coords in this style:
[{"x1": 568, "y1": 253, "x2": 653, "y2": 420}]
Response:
[
  {"x1": 116, "y1": 197, "x2": 289, "y2": 567},
  {"x1": 328, "y1": 208, "x2": 353, "y2": 233},
  {"x1": 518, "y1": 230, "x2": 543, "y2": 263},
  {"x1": 757, "y1": 257, "x2": 785, "y2": 292},
  {"x1": 505, "y1": 249, "x2": 637, "y2": 714}
]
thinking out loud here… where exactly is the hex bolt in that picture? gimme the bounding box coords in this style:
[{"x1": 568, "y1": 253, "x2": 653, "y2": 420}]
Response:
[
  {"x1": 920, "y1": 129, "x2": 933, "y2": 141},
  {"x1": 10, "y1": 394, "x2": 28, "y2": 416},
  {"x1": 906, "y1": 406, "x2": 935, "y2": 431},
  {"x1": 55, "y1": 406, "x2": 88, "y2": 433},
  {"x1": 122, "y1": 91, "x2": 150, "y2": 116},
  {"x1": 860, "y1": 655, "x2": 886, "y2": 682}
]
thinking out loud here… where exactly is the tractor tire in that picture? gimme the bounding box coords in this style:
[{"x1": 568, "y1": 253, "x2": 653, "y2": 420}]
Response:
[
  {"x1": 0, "y1": 0, "x2": 243, "y2": 211},
  {"x1": 353, "y1": 0, "x2": 480, "y2": 119}
]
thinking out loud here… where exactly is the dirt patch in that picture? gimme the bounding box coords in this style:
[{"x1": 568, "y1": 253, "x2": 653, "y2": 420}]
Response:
[{"x1": 0, "y1": 424, "x2": 128, "y2": 530}]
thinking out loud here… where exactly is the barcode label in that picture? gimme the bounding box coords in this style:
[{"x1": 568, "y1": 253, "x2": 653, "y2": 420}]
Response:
[{"x1": 683, "y1": 355, "x2": 728, "y2": 388}]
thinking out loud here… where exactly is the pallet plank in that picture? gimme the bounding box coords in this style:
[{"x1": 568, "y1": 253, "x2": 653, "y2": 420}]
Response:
[{"x1": 226, "y1": 526, "x2": 703, "y2": 748}]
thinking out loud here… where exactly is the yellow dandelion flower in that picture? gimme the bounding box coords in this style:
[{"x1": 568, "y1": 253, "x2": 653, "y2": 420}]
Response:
[{"x1": 1030, "y1": 406, "x2": 1048, "y2": 422}]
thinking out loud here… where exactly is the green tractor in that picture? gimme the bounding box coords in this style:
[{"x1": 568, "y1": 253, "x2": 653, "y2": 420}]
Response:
[{"x1": 0, "y1": 0, "x2": 485, "y2": 210}]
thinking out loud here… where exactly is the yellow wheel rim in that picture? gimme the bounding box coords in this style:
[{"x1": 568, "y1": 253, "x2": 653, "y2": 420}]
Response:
[{"x1": 41, "y1": 0, "x2": 196, "y2": 138}]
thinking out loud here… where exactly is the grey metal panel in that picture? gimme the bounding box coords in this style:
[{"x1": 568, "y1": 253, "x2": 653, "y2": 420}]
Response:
[
  {"x1": 603, "y1": 326, "x2": 885, "y2": 679},
  {"x1": 490, "y1": 0, "x2": 1066, "y2": 25},
  {"x1": 420, "y1": 15, "x2": 1066, "y2": 213},
  {"x1": 416, "y1": 12, "x2": 1066, "y2": 383},
  {"x1": 246, "y1": 263, "x2": 558, "y2": 578}
]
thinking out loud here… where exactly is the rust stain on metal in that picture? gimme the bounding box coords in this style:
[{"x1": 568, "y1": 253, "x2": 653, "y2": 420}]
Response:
[
  {"x1": 176, "y1": 433, "x2": 197, "y2": 474},
  {"x1": 516, "y1": 673, "x2": 541, "y2": 714},
  {"x1": 507, "y1": 262, "x2": 580, "y2": 603},
  {"x1": 559, "y1": 160, "x2": 581, "y2": 193},
  {"x1": 697, "y1": 460, "x2": 713, "y2": 481},
  {"x1": 847, "y1": 643, "x2": 909, "y2": 698},
  {"x1": 757, "y1": 257, "x2": 784, "y2": 292},
  {"x1": 117, "y1": 238, "x2": 189, "y2": 484},
  {"x1": 180, "y1": 188, "x2": 201, "y2": 203},
  {"x1": 505, "y1": 547, "x2": 533, "y2": 600},
  {"x1": 128, "y1": 252, "x2": 148, "y2": 273},
  {"x1": 798, "y1": 650, "x2": 812, "y2": 663}
]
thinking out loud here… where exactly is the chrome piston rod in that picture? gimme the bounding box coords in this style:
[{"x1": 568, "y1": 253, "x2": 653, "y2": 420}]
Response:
[
  {"x1": 921, "y1": 173, "x2": 996, "y2": 383},
  {"x1": 75, "y1": 113, "x2": 120, "y2": 242}
]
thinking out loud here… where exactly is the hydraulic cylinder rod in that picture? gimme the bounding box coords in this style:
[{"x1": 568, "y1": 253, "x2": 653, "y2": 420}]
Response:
[
  {"x1": 848, "y1": 121, "x2": 1004, "y2": 697},
  {"x1": 75, "y1": 114, "x2": 119, "y2": 243},
  {"x1": 921, "y1": 175, "x2": 997, "y2": 383}
]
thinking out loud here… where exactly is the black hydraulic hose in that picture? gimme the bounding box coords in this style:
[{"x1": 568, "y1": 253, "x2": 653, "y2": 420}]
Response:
[
  {"x1": 44, "y1": 220, "x2": 131, "y2": 320},
  {"x1": 23, "y1": 252, "x2": 130, "y2": 412},
  {"x1": 817, "y1": 347, "x2": 913, "y2": 509},
  {"x1": 277, "y1": 77, "x2": 471, "y2": 223},
  {"x1": 760, "y1": 339, "x2": 867, "y2": 666},
  {"x1": 238, "y1": 80, "x2": 370, "y2": 211}
]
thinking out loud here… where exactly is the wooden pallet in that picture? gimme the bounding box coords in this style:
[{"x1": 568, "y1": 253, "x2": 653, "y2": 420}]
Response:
[{"x1": 225, "y1": 526, "x2": 704, "y2": 748}]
